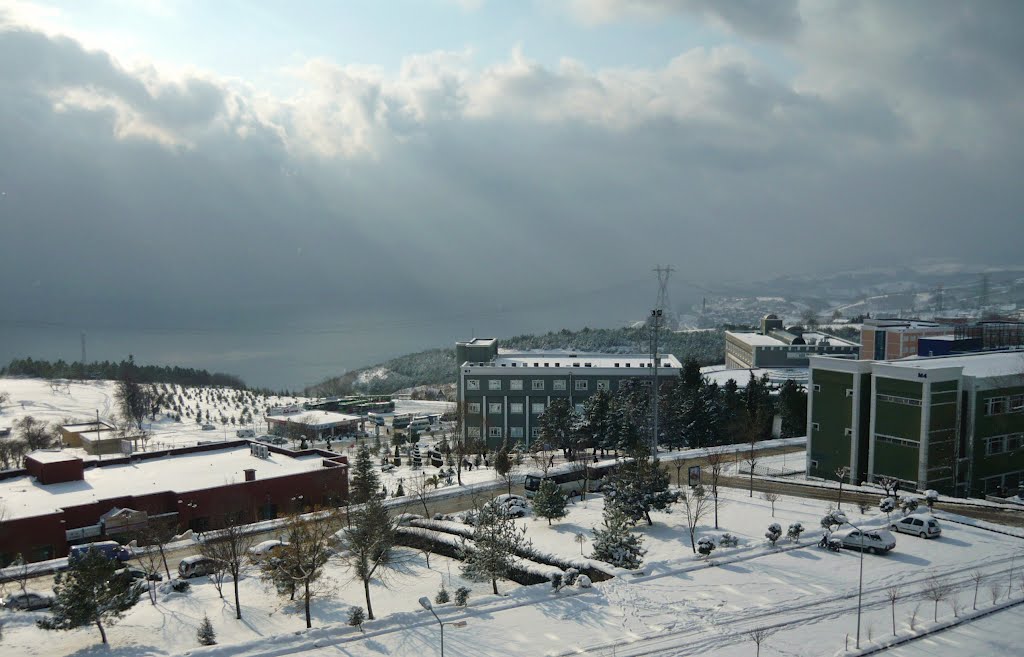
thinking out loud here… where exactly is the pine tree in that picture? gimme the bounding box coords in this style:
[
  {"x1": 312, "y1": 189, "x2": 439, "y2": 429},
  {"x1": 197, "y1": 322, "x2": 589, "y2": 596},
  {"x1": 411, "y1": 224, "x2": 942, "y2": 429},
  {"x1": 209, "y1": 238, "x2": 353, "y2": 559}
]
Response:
[
  {"x1": 532, "y1": 478, "x2": 568, "y2": 525},
  {"x1": 591, "y1": 505, "x2": 645, "y2": 569},
  {"x1": 603, "y1": 456, "x2": 678, "y2": 526},
  {"x1": 461, "y1": 501, "x2": 530, "y2": 595},
  {"x1": 336, "y1": 496, "x2": 397, "y2": 620},
  {"x1": 37, "y1": 548, "x2": 144, "y2": 644},
  {"x1": 434, "y1": 584, "x2": 450, "y2": 604},
  {"x1": 197, "y1": 614, "x2": 217, "y2": 646},
  {"x1": 347, "y1": 606, "x2": 366, "y2": 631},
  {"x1": 350, "y1": 444, "x2": 381, "y2": 504}
]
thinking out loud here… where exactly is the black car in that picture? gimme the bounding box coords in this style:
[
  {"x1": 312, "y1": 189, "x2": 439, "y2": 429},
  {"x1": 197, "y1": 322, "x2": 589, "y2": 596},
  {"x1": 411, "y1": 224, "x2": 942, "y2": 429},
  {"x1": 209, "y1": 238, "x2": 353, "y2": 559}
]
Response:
[{"x1": 113, "y1": 566, "x2": 162, "y2": 583}]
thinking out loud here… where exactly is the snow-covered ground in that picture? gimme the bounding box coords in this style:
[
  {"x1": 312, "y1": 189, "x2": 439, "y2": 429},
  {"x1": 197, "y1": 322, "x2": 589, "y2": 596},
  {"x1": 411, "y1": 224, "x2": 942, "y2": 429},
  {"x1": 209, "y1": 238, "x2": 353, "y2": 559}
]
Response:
[{"x1": 4, "y1": 483, "x2": 1023, "y2": 657}]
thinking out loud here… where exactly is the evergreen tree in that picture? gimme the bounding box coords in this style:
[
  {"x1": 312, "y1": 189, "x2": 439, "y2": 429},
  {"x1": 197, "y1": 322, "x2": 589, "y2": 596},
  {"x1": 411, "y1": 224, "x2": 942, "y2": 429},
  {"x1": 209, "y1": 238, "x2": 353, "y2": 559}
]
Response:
[
  {"x1": 591, "y1": 505, "x2": 645, "y2": 569},
  {"x1": 434, "y1": 584, "x2": 450, "y2": 604},
  {"x1": 461, "y1": 501, "x2": 530, "y2": 595},
  {"x1": 777, "y1": 379, "x2": 807, "y2": 439},
  {"x1": 197, "y1": 614, "x2": 216, "y2": 646},
  {"x1": 581, "y1": 390, "x2": 614, "y2": 455},
  {"x1": 337, "y1": 496, "x2": 397, "y2": 620},
  {"x1": 537, "y1": 398, "x2": 578, "y2": 458},
  {"x1": 37, "y1": 548, "x2": 144, "y2": 645},
  {"x1": 603, "y1": 456, "x2": 678, "y2": 526},
  {"x1": 350, "y1": 444, "x2": 381, "y2": 504},
  {"x1": 347, "y1": 606, "x2": 366, "y2": 631},
  {"x1": 532, "y1": 478, "x2": 569, "y2": 525}
]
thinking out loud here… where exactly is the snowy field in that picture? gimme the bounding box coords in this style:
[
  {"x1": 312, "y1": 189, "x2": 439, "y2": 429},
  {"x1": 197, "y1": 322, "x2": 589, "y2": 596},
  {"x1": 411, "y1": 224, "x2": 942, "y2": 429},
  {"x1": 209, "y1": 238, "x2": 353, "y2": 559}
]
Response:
[{"x1": 3, "y1": 483, "x2": 1023, "y2": 657}]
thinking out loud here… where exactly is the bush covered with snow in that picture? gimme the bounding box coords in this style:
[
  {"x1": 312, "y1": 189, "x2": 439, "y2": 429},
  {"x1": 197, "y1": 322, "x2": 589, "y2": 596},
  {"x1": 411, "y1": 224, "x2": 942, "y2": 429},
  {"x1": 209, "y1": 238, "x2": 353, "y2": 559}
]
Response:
[
  {"x1": 765, "y1": 523, "x2": 783, "y2": 546},
  {"x1": 786, "y1": 522, "x2": 804, "y2": 542},
  {"x1": 575, "y1": 574, "x2": 592, "y2": 589},
  {"x1": 719, "y1": 533, "x2": 740, "y2": 548},
  {"x1": 697, "y1": 536, "x2": 716, "y2": 557}
]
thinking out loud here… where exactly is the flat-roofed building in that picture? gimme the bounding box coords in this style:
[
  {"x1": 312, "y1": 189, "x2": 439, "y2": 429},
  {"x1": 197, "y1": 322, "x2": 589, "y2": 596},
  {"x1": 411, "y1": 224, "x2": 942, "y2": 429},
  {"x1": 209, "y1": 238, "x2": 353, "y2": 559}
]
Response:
[
  {"x1": 725, "y1": 315, "x2": 859, "y2": 370},
  {"x1": 457, "y1": 339, "x2": 682, "y2": 448},
  {"x1": 808, "y1": 350, "x2": 1024, "y2": 497},
  {"x1": 860, "y1": 318, "x2": 950, "y2": 361}
]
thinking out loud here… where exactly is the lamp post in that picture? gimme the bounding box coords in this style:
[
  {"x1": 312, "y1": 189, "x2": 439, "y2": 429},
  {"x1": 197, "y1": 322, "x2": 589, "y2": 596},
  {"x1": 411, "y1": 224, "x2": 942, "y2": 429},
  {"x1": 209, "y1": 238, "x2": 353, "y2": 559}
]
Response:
[
  {"x1": 418, "y1": 597, "x2": 466, "y2": 657},
  {"x1": 842, "y1": 519, "x2": 867, "y2": 649}
]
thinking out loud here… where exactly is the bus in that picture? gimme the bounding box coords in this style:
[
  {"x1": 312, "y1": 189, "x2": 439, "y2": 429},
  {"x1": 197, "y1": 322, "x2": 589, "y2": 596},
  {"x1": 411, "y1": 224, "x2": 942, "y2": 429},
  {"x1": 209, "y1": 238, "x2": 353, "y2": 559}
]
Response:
[
  {"x1": 392, "y1": 414, "x2": 412, "y2": 429},
  {"x1": 523, "y1": 461, "x2": 619, "y2": 499},
  {"x1": 367, "y1": 412, "x2": 386, "y2": 426}
]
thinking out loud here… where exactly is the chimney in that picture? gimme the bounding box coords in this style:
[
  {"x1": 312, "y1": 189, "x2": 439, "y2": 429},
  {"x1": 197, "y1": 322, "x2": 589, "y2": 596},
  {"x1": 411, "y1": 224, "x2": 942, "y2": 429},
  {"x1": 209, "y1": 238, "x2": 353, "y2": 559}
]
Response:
[{"x1": 244, "y1": 468, "x2": 256, "y2": 482}]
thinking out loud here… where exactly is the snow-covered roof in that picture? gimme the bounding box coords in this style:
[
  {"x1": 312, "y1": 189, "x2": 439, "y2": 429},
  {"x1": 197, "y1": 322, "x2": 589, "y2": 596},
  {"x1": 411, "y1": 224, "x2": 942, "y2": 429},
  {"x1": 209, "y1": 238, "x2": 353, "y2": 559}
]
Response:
[
  {"x1": 703, "y1": 367, "x2": 809, "y2": 387},
  {"x1": 882, "y1": 350, "x2": 1024, "y2": 379},
  {"x1": 727, "y1": 331, "x2": 857, "y2": 348},
  {"x1": 61, "y1": 421, "x2": 116, "y2": 433},
  {"x1": 25, "y1": 450, "x2": 82, "y2": 465},
  {"x1": 0, "y1": 446, "x2": 331, "y2": 521},
  {"x1": 478, "y1": 352, "x2": 682, "y2": 370},
  {"x1": 265, "y1": 411, "x2": 360, "y2": 428}
]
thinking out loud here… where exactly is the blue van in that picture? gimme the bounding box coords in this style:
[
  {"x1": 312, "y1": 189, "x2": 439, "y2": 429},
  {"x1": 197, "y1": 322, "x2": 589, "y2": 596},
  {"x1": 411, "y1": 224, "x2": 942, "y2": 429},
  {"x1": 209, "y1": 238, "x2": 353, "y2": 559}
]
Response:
[{"x1": 68, "y1": 541, "x2": 133, "y2": 564}]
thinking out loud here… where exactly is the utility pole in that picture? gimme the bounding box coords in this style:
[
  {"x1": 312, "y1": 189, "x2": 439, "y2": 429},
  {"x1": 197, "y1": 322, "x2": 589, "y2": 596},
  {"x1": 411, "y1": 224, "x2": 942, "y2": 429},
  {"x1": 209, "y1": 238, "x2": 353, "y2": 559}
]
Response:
[
  {"x1": 650, "y1": 308, "x2": 662, "y2": 460},
  {"x1": 80, "y1": 332, "x2": 87, "y2": 365}
]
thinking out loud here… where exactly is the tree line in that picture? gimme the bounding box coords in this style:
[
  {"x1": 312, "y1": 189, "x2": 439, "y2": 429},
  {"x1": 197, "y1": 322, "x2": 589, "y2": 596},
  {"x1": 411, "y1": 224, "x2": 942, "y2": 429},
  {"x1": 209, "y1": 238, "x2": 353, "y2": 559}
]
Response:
[{"x1": 2, "y1": 356, "x2": 246, "y2": 389}]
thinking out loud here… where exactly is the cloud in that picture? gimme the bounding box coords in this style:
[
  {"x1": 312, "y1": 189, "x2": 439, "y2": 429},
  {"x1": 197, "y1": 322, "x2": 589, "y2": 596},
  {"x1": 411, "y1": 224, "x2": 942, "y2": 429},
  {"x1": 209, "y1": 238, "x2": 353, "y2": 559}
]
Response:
[
  {"x1": 567, "y1": 0, "x2": 803, "y2": 40},
  {"x1": 0, "y1": 2, "x2": 1022, "y2": 348}
]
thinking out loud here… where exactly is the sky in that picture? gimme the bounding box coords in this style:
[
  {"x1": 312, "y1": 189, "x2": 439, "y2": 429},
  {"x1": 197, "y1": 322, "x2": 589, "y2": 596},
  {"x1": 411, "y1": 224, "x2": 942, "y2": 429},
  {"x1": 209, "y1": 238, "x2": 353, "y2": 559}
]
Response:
[{"x1": 1, "y1": 1, "x2": 1023, "y2": 378}]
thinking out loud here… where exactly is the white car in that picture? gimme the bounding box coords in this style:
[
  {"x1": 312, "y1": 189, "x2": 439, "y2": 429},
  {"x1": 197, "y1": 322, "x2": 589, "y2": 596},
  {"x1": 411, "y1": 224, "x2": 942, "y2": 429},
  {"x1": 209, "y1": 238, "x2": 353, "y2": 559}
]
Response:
[
  {"x1": 248, "y1": 540, "x2": 289, "y2": 560},
  {"x1": 890, "y1": 514, "x2": 942, "y2": 538},
  {"x1": 492, "y1": 494, "x2": 528, "y2": 518},
  {"x1": 836, "y1": 528, "x2": 896, "y2": 554},
  {"x1": 3, "y1": 591, "x2": 54, "y2": 611}
]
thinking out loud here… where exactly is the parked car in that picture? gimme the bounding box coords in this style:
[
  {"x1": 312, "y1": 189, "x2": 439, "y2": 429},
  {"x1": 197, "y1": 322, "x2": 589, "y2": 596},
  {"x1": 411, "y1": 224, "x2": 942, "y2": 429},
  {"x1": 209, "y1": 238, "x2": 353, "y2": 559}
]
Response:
[
  {"x1": 268, "y1": 436, "x2": 289, "y2": 446},
  {"x1": 890, "y1": 514, "x2": 942, "y2": 538},
  {"x1": 492, "y1": 494, "x2": 529, "y2": 518},
  {"x1": 201, "y1": 424, "x2": 216, "y2": 431},
  {"x1": 112, "y1": 566, "x2": 162, "y2": 583},
  {"x1": 2, "y1": 591, "x2": 54, "y2": 611},
  {"x1": 836, "y1": 528, "x2": 896, "y2": 554},
  {"x1": 236, "y1": 429, "x2": 256, "y2": 438},
  {"x1": 178, "y1": 555, "x2": 223, "y2": 579},
  {"x1": 248, "y1": 540, "x2": 289, "y2": 561},
  {"x1": 68, "y1": 541, "x2": 133, "y2": 564}
]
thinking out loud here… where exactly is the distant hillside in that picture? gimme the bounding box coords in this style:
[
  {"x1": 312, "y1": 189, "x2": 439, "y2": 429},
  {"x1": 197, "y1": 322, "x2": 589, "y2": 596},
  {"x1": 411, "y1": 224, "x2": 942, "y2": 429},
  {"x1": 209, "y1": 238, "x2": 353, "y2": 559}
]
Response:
[{"x1": 306, "y1": 327, "x2": 726, "y2": 396}]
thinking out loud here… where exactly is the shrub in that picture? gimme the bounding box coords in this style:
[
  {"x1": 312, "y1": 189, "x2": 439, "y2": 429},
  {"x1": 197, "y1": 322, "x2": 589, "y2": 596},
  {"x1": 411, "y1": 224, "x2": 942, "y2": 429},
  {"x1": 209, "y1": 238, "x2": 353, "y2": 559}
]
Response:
[
  {"x1": 563, "y1": 568, "x2": 579, "y2": 587},
  {"x1": 719, "y1": 533, "x2": 739, "y2": 548},
  {"x1": 787, "y1": 522, "x2": 804, "y2": 542},
  {"x1": 576, "y1": 574, "x2": 592, "y2": 588},
  {"x1": 171, "y1": 579, "x2": 191, "y2": 593},
  {"x1": 765, "y1": 523, "x2": 783, "y2": 546},
  {"x1": 347, "y1": 606, "x2": 366, "y2": 631},
  {"x1": 697, "y1": 537, "x2": 716, "y2": 557},
  {"x1": 454, "y1": 586, "x2": 470, "y2": 607},
  {"x1": 197, "y1": 614, "x2": 216, "y2": 646},
  {"x1": 550, "y1": 573, "x2": 563, "y2": 591},
  {"x1": 435, "y1": 585, "x2": 450, "y2": 604}
]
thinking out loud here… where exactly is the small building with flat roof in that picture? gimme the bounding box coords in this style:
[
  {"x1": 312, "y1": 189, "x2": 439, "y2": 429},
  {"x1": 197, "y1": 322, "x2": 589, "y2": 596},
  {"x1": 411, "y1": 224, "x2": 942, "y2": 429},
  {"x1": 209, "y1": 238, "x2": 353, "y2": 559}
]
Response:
[{"x1": 725, "y1": 315, "x2": 859, "y2": 370}]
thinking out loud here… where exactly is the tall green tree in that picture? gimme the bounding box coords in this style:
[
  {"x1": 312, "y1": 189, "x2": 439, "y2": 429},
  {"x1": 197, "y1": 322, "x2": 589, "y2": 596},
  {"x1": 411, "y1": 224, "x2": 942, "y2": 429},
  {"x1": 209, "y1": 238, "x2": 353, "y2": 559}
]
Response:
[
  {"x1": 777, "y1": 379, "x2": 807, "y2": 438},
  {"x1": 581, "y1": 390, "x2": 614, "y2": 455},
  {"x1": 537, "y1": 398, "x2": 578, "y2": 458},
  {"x1": 38, "y1": 548, "x2": 143, "y2": 645},
  {"x1": 349, "y1": 444, "x2": 381, "y2": 505},
  {"x1": 603, "y1": 456, "x2": 678, "y2": 526},
  {"x1": 461, "y1": 501, "x2": 530, "y2": 595},
  {"x1": 591, "y1": 505, "x2": 645, "y2": 569},
  {"x1": 532, "y1": 478, "x2": 568, "y2": 525}
]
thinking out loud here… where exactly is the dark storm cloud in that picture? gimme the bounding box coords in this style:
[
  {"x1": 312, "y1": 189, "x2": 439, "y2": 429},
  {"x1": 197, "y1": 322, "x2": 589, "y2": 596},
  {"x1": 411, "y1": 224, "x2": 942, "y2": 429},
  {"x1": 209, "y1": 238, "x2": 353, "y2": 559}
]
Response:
[{"x1": 1, "y1": 1, "x2": 1022, "y2": 336}]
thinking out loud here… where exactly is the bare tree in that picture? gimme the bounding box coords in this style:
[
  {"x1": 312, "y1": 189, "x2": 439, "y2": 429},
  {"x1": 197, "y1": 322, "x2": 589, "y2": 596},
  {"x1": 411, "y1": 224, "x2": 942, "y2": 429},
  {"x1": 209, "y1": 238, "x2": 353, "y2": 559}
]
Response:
[
  {"x1": 200, "y1": 517, "x2": 256, "y2": 619},
  {"x1": 135, "y1": 548, "x2": 164, "y2": 605},
  {"x1": 747, "y1": 627, "x2": 774, "y2": 657},
  {"x1": 835, "y1": 466, "x2": 850, "y2": 510},
  {"x1": 950, "y1": 591, "x2": 966, "y2": 617},
  {"x1": 409, "y1": 473, "x2": 434, "y2": 517},
  {"x1": 14, "y1": 416, "x2": 55, "y2": 451},
  {"x1": 970, "y1": 570, "x2": 984, "y2": 610},
  {"x1": 5, "y1": 554, "x2": 31, "y2": 602},
  {"x1": 886, "y1": 586, "x2": 901, "y2": 635},
  {"x1": 703, "y1": 451, "x2": 727, "y2": 529},
  {"x1": 908, "y1": 603, "x2": 920, "y2": 631},
  {"x1": 761, "y1": 491, "x2": 780, "y2": 517},
  {"x1": 744, "y1": 438, "x2": 758, "y2": 498},
  {"x1": 261, "y1": 510, "x2": 339, "y2": 628},
  {"x1": 678, "y1": 484, "x2": 712, "y2": 554},
  {"x1": 140, "y1": 517, "x2": 178, "y2": 580},
  {"x1": 0, "y1": 437, "x2": 27, "y2": 470},
  {"x1": 923, "y1": 577, "x2": 951, "y2": 622},
  {"x1": 988, "y1": 581, "x2": 1001, "y2": 606}
]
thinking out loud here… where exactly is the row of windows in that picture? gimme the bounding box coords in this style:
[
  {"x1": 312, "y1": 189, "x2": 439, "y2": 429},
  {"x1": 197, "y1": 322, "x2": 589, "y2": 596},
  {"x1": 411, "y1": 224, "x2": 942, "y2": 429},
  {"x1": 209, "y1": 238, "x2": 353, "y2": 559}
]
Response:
[
  {"x1": 981, "y1": 470, "x2": 1024, "y2": 493},
  {"x1": 984, "y1": 395, "x2": 1024, "y2": 416},
  {"x1": 875, "y1": 433, "x2": 920, "y2": 448},
  {"x1": 984, "y1": 433, "x2": 1024, "y2": 456},
  {"x1": 467, "y1": 426, "x2": 542, "y2": 439},
  {"x1": 469, "y1": 401, "x2": 590, "y2": 416},
  {"x1": 877, "y1": 394, "x2": 922, "y2": 407},
  {"x1": 466, "y1": 378, "x2": 613, "y2": 392}
]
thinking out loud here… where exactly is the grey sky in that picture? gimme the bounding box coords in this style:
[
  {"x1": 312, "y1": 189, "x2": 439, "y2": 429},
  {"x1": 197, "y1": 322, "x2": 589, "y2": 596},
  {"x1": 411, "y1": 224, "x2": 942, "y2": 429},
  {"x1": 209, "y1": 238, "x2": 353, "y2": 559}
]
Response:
[{"x1": 1, "y1": 1, "x2": 1022, "y2": 336}]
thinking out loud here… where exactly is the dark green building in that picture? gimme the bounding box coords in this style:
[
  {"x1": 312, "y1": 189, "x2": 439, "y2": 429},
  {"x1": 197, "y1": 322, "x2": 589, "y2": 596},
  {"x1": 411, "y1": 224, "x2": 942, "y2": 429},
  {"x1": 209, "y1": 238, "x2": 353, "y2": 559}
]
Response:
[
  {"x1": 456, "y1": 338, "x2": 681, "y2": 449},
  {"x1": 808, "y1": 352, "x2": 1024, "y2": 497}
]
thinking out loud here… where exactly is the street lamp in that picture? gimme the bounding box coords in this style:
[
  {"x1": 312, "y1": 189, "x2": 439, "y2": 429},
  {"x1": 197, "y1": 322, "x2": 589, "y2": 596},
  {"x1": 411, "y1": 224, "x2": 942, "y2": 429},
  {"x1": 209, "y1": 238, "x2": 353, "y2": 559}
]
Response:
[
  {"x1": 841, "y1": 518, "x2": 867, "y2": 649},
  {"x1": 418, "y1": 596, "x2": 466, "y2": 657}
]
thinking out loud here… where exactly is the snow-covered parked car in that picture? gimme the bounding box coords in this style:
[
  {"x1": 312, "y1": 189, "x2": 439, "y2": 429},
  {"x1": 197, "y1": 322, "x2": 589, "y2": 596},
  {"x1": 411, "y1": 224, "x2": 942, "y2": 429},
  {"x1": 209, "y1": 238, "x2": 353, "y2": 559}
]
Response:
[
  {"x1": 492, "y1": 494, "x2": 529, "y2": 518},
  {"x1": 248, "y1": 540, "x2": 289, "y2": 561},
  {"x1": 835, "y1": 528, "x2": 896, "y2": 554},
  {"x1": 890, "y1": 514, "x2": 941, "y2": 538},
  {"x1": 2, "y1": 591, "x2": 53, "y2": 611}
]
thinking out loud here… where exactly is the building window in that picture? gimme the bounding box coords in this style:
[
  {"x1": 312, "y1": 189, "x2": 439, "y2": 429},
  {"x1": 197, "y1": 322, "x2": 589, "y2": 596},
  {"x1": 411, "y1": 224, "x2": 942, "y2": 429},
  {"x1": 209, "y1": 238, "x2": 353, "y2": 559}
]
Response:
[
  {"x1": 510, "y1": 426, "x2": 524, "y2": 439},
  {"x1": 875, "y1": 433, "x2": 920, "y2": 448},
  {"x1": 877, "y1": 394, "x2": 922, "y2": 407},
  {"x1": 510, "y1": 379, "x2": 523, "y2": 391},
  {"x1": 468, "y1": 403, "x2": 481, "y2": 414},
  {"x1": 532, "y1": 380, "x2": 545, "y2": 391},
  {"x1": 813, "y1": 384, "x2": 821, "y2": 392},
  {"x1": 553, "y1": 380, "x2": 567, "y2": 391},
  {"x1": 488, "y1": 379, "x2": 502, "y2": 391},
  {"x1": 489, "y1": 402, "x2": 503, "y2": 415},
  {"x1": 812, "y1": 422, "x2": 820, "y2": 431},
  {"x1": 531, "y1": 427, "x2": 541, "y2": 438},
  {"x1": 1008, "y1": 434, "x2": 1023, "y2": 451},
  {"x1": 575, "y1": 380, "x2": 589, "y2": 391},
  {"x1": 531, "y1": 403, "x2": 546, "y2": 415},
  {"x1": 846, "y1": 389, "x2": 854, "y2": 398},
  {"x1": 466, "y1": 379, "x2": 480, "y2": 391},
  {"x1": 844, "y1": 428, "x2": 853, "y2": 436},
  {"x1": 986, "y1": 396, "x2": 1008, "y2": 416},
  {"x1": 488, "y1": 427, "x2": 503, "y2": 439},
  {"x1": 596, "y1": 380, "x2": 609, "y2": 391},
  {"x1": 468, "y1": 426, "x2": 481, "y2": 438},
  {"x1": 509, "y1": 403, "x2": 524, "y2": 414}
]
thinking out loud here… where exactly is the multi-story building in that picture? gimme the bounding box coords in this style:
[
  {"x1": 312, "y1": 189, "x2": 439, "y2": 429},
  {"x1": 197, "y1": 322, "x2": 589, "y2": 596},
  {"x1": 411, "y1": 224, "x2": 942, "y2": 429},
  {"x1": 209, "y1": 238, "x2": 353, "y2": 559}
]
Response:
[
  {"x1": 807, "y1": 351, "x2": 1024, "y2": 497},
  {"x1": 724, "y1": 314, "x2": 859, "y2": 370},
  {"x1": 859, "y1": 318, "x2": 949, "y2": 360},
  {"x1": 456, "y1": 338, "x2": 682, "y2": 449}
]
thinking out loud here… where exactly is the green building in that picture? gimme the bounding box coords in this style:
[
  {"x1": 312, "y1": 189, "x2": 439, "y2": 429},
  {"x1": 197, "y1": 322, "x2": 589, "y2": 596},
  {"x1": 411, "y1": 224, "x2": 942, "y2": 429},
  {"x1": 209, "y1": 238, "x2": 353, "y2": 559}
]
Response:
[
  {"x1": 807, "y1": 351, "x2": 1024, "y2": 497},
  {"x1": 456, "y1": 338, "x2": 681, "y2": 449}
]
